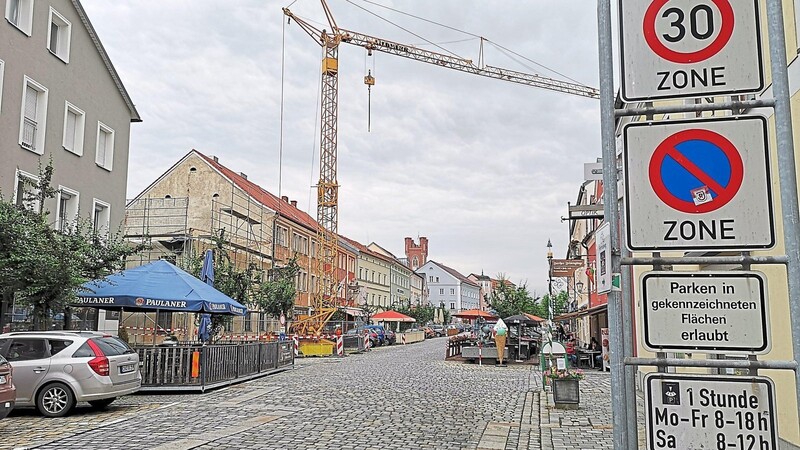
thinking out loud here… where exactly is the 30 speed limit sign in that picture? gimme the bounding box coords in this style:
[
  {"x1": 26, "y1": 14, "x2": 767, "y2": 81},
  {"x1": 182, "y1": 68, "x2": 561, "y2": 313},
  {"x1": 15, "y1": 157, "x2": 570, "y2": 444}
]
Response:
[{"x1": 619, "y1": 0, "x2": 764, "y2": 101}]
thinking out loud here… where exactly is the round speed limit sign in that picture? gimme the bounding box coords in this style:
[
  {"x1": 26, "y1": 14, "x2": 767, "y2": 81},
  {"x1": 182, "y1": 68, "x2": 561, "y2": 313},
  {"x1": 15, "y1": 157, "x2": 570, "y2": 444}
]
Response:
[{"x1": 619, "y1": 0, "x2": 763, "y2": 101}]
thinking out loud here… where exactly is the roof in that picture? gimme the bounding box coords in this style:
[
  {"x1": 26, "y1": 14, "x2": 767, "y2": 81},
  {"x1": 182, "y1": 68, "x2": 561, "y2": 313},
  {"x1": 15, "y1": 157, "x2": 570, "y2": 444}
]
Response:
[
  {"x1": 427, "y1": 260, "x2": 480, "y2": 288},
  {"x1": 469, "y1": 273, "x2": 491, "y2": 281},
  {"x1": 72, "y1": 1, "x2": 141, "y2": 122},
  {"x1": 340, "y1": 236, "x2": 395, "y2": 265},
  {"x1": 194, "y1": 150, "x2": 320, "y2": 233}
]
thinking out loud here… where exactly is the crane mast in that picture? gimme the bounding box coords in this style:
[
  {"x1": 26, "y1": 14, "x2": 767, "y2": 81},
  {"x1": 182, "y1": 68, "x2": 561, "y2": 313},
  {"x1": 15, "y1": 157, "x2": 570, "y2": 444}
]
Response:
[{"x1": 283, "y1": 2, "x2": 598, "y2": 347}]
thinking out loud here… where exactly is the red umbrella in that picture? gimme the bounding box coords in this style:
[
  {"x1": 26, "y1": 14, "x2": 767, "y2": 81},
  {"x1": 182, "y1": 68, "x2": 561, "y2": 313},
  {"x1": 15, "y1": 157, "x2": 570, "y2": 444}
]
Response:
[
  {"x1": 524, "y1": 313, "x2": 546, "y2": 322},
  {"x1": 371, "y1": 310, "x2": 416, "y2": 322},
  {"x1": 453, "y1": 309, "x2": 498, "y2": 319}
]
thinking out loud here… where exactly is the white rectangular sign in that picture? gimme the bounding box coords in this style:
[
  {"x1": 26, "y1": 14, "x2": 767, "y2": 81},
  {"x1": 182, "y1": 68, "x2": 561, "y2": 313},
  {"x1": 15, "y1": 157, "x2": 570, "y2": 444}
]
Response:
[
  {"x1": 624, "y1": 116, "x2": 774, "y2": 251},
  {"x1": 584, "y1": 162, "x2": 603, "y2": 181},
  {"x1": 645, "y1": 373, "x2": 778, "y2": 450},
  {"x1": 619, "y1": 0, "x2": 764, "y2": 101},
  {"x1": 596, "y1": 222, "x2": 612, "y2": 294},
  {"x1": 641, "y1": 271, "x2": 770, "y2": 354}
]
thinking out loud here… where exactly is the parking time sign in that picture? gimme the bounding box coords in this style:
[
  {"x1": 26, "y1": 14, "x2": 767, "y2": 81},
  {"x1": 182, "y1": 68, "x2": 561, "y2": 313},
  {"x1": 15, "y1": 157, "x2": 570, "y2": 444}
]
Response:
[{"x1": 619, "y1": 0, "x2": 764, "y2": 101}]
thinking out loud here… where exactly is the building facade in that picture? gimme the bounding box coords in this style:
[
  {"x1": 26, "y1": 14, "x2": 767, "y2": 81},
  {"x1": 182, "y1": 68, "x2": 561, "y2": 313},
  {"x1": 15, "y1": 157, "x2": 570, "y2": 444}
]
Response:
[
  {"x1": 0, "y1": 0, "x2": 140, "y2": 232},
  {"x1": 416, "y1": 260, "x2": 480, "y2": 316},
  {"x1": 367, "y1": 242, "x2": 412, "y2": 308},
  {"x1": 344, "y1": 238, "x2": 392, "y2": 311}
]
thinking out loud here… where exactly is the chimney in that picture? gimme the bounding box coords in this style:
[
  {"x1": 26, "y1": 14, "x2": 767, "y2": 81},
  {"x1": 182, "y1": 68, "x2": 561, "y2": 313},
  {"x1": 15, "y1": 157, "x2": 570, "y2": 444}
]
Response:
[
  {"x1": 239, "y1": 172, "x2": 247, "y2": 180},
  {"x1": 290, "y1": 200, "x2": 297, "y2": 207},
  {"x1": 210, "y1": 155, "x2": 219, "y2": 163},
  {"x1": 281, "y1": 196, "x2": 289, "y2": 202}
]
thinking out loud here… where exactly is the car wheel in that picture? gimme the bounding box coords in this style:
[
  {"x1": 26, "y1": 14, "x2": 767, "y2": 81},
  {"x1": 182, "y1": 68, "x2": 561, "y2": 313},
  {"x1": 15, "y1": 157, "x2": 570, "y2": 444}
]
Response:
[
  {"x1": 88, "y1": 398, "x2": 116, "y2": 410},
  {"x1": 36, "y1": 382, "x2": 75, "y2": 417}
]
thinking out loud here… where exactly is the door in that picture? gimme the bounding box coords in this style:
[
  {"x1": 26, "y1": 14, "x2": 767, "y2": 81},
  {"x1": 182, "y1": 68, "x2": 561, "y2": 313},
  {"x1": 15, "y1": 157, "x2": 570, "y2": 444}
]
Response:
[{"x1": 0, "y1": 338, "x2": 51, "y2": 403}]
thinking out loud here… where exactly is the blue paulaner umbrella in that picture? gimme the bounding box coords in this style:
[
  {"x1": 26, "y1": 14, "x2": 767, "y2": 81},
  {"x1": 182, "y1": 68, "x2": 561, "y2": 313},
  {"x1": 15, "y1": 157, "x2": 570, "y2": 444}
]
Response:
[
  {"x1": 75, "y1": 260, "x2": 246, "y2": 315},
  {"x1": 198, "y1": 250, "x2": 215, "y2": 342}
]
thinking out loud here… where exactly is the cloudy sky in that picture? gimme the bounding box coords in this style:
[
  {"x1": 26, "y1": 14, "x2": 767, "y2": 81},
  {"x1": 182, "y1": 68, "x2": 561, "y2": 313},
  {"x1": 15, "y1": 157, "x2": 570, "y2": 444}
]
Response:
[{"x1": 81, "y1": 0, "x2": 604, "y2": 295}]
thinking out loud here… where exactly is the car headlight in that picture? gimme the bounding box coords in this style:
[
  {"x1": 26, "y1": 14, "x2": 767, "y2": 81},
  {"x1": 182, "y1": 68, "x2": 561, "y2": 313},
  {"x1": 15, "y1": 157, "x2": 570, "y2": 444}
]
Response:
[{"x1": 0, "y1": 375, "x2": 6, "y2": 385}]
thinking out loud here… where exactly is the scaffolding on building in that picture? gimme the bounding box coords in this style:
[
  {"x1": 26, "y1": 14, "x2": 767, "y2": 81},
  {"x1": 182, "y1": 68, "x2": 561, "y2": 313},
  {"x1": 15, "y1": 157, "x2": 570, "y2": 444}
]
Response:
[{"x1": 117, "y1": 183, "x2": 279, "y2": 344}]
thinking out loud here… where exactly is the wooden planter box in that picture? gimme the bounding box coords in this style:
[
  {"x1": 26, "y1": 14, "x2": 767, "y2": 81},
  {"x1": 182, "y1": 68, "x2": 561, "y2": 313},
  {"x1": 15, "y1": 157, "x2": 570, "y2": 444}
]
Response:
[{"x1": 552, "y1": 378, "x2": 580, "y2": 409}]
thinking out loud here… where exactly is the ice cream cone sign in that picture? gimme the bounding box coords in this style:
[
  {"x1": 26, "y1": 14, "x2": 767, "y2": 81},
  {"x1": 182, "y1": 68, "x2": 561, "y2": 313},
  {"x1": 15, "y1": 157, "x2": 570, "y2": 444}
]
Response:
[{"x1": 494, "y1": 318, "x2": 508, "y2": 365}]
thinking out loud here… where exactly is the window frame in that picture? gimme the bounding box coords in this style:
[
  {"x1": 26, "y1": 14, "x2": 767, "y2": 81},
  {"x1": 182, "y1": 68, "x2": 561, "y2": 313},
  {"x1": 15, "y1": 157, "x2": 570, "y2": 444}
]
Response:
[
  {"x1": 95, "y1": 121, "x2": 115, "y2": 171},
  {"x1": 19, "y1": 76, "x2": 48, "y2": 155},
  {"x1": 0, "y1": 59, "x2": 4, "y2": 112},
  {"x1": 55, "y1": 185, "x2": 79, "y2": 232},
  {"x1": 47, "y1": 7, "x2": 72, "y2": 63},
  {"x1": 14, "y1": 169, "x2": 40, "y2": 212},
  {"x1": 92, "y1": 198, "x2": 111, "y2": 235},
  {"x1": 62, "y1": 101, "x2": 85, "y2": 156},
  {"x1": 5, "y1": 0, "x2": 34, "y2": 36}
]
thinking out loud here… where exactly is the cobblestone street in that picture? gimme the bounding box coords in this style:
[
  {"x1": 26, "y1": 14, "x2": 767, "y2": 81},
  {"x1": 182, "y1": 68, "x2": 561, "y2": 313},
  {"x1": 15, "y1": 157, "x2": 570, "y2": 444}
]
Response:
[{"x1": 1, "y1": 339, "x2": 621, "y2": 449}]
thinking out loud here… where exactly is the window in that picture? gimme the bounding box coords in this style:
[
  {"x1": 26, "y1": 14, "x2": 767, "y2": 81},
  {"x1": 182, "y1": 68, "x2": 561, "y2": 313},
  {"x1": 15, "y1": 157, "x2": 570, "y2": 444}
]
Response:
[
  {"x1": 311, "y1": 239, "x2": 317, "y2": 258},
  {"x1": 48, "y1": 340, "x2": 73, "y2": 355},
  {"x1": 47, "y1": 8, "x2": 71, "y2": 62},
  {"x1": 56, "y1": 186, "x2": 79, "y2": 232},
  {"x1": 156, "y1": 311, "x2": 173, "y2": 332},
  {"x1": 439, "y1": 288, "x2": 444, "y2": 295},
  {"x1": 450, "y1": 288, "x2": 455, "y2": 295},
  {"x1": 14, "y1": 169, "x2": 39, "y2": 211},
  {"x1": 292, "y1": 232, "x2": 308, "y2": 254},
  {"x1": 5, "y1": 0, "x2": 34, "y2": 36},
  {"x1": 244, "y1": 312, "x2": 252, "y2": 332},
  {"x1": 276, "y1": 226, "x2": 288, "y2": 247},
  {"x1": 436, "y1": 277, "x2": 440, "y2": 282},
  {"x1": 258, "y1": 313, "x2": 267, "y2": 332},
  {"x1": 3, "y1": 338, "x2": 48, "y2": 361},
  {"x1": 429, "y1": 276, "x2": 433, "y2": 282},
  {"x1": 92, "y1": 199, "x2": 111, "y2": 234},
  {"x1": 450, "y1": 302, "x2": 456, "y2": 310},
  {"x1": 19, "y1": 77, "x2": 48, "y2": 154},
  {"x1": 62, "y1": 102, "x2": 85, "y2": 155},
  {"x1": 95, "y1": 122, "x2": 114, "y2": 170}
]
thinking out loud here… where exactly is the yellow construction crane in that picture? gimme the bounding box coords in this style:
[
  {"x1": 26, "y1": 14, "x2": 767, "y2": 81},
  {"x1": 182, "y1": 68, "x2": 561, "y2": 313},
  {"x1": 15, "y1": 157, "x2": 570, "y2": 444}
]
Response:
[{"x1": 285, "y1": 1, "x2": 598, "y2": 355}]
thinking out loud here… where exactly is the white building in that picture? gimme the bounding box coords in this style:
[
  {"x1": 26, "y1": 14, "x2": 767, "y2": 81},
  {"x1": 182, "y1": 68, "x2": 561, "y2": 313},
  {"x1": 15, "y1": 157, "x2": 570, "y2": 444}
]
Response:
[{"x1": 416, "y1": 260, "x2": 480, "y2": 316}]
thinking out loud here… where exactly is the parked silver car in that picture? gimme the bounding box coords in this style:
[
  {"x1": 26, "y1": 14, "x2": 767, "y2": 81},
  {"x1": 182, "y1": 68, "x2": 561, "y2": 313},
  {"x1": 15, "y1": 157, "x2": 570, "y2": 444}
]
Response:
[{"x1": 0, "y1": 331, "x2": 141, "y2": 417}]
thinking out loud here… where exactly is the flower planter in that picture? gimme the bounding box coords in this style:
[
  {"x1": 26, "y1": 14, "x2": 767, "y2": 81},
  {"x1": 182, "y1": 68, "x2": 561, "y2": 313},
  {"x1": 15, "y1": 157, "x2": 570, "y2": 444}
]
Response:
[{"x1": 552, "y1": 378, "x2": 580, "y2": 409}]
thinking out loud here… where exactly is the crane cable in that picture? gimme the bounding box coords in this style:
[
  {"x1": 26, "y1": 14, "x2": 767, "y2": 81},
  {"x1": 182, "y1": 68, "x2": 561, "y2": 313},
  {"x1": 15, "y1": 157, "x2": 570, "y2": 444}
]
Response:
[
  {"x1": 307, "y1": 46, "x2": 323, "y2": 214},
  {"x1": 278, "y1": 13, "x2": 286, "y2": 218},
  {"x1": 348, "y1": 0, "x2": 586, "y2": 86}
]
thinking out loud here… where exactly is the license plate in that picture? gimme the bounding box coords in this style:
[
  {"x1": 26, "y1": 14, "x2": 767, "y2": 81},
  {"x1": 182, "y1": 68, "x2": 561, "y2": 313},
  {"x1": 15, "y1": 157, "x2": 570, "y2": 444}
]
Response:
[{"x1": 119, "y1": 364, "x2": 135, "y2": 374}]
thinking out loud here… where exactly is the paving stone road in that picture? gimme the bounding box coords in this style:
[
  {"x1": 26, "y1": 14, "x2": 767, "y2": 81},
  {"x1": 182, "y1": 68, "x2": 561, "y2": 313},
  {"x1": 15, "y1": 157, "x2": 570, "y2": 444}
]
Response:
[{"x1": 0, "y1": 338, "x2": 626, "y2": 450}]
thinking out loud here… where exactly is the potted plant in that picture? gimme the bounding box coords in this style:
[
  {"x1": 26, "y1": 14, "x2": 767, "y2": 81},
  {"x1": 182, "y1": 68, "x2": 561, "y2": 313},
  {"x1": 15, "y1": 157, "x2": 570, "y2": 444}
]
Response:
[{"x1": 545, "y1": 366, "x2": 584, "y2": 409}]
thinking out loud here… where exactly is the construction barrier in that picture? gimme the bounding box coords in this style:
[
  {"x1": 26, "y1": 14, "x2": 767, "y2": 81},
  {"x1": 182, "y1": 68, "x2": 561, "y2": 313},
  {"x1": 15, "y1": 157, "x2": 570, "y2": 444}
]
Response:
[
  {"x1": 292, "y1": 335, "x2": 299, "y2": 357},
  {"x1": 397, "y1": 331, "x2": 425, "y2": 344},
  {"x1": 363, "y1": 332, "x2": 371, "y2": 351},
  {"x1": 401, "y1": 334, "x2": 406, "y2": 345},
  {"x1": 336, "y1": 336, "x2": 344, "y2": 356}
]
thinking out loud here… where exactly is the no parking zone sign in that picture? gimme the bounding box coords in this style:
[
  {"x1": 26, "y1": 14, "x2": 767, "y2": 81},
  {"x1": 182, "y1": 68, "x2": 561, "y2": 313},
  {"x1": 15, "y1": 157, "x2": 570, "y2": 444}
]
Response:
[
  {"x1": 624, "y1": 116, "x2": 774, "y2": 251},
  {"x1": 619, "y1": 0, "x2": 764, "y2": 101}
]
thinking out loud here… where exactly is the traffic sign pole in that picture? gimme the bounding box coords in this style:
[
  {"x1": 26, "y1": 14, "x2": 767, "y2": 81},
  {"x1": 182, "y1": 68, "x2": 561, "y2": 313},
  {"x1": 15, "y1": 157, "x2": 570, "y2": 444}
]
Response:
[
  {"x1": 597, "y1": 1, "x2": 634, "y2": 447},
  {"x1": 765, "y1": 0, "x2": 800, "y2": 435}
]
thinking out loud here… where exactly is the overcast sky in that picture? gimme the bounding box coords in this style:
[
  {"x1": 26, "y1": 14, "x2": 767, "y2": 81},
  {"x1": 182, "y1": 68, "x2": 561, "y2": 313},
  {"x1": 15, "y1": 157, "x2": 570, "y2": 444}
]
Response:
[{"x1": 81, "y1": 0, "x2": 604, "y2": 296}]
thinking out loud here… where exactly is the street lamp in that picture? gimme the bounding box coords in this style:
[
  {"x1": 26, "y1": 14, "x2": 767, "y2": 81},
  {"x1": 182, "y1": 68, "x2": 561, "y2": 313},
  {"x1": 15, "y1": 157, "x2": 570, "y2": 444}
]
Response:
[{"x1": 546, "y1": 239, "x2": 554, "y2": 322}]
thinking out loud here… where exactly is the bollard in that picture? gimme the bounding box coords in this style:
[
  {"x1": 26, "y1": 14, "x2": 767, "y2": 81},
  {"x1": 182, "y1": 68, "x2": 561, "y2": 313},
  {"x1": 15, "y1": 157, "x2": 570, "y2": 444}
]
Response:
[
  {"x1": 363, "y1": 332, "x2": 370, "y2": 351},
  {"x1": 336, "y1": 335, "x2": 344, "y2": 356},
  {"x1": 292, "y1": 334, "x2": 299, "y2": 357},
  {"x1": 401, "y1": 333, "x2": 407, "y2": 345}
]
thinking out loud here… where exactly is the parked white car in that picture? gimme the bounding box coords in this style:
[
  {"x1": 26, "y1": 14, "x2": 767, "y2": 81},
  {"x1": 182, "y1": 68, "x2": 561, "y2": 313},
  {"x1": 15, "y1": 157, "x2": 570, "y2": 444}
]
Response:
[{"x1": 0, "y1": 331, "x2": 141, "y2": 417}]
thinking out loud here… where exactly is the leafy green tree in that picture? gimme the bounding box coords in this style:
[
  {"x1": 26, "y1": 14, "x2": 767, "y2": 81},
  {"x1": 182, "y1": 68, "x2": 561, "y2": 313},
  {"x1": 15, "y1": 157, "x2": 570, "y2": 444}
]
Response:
[
  {"x1": 488, "y1": 276, "x2": 540, "y2": 318},
  {"x1": 0, "y1": 162, "x2": 142, "y2": 331},
  {"x1": 539, "y1": 290, "x2": 570, "y2": 318},
  {"x1": 252, "y1": 257, "x2": 300, "y2": 333}
]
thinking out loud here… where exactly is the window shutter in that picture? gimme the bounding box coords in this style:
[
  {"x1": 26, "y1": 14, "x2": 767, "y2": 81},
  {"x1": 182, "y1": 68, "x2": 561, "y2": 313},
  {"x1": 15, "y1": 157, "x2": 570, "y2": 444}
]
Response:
[
  {"x1": 64, "y1": 110, "x2": 77, "y2": 151},
  {"x1": 24, "y1": 86, "x2": 37, "y2": 120}
]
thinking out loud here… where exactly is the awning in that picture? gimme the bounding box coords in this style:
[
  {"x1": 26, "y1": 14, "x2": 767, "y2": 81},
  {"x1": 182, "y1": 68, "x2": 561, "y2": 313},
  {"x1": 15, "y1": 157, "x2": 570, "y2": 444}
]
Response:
[
  {"x1": 554, "y1": 303, "x2": 608, "y2": 321},
  {"x1": 372, "y1": 310, "x2": 415, "y2": 322},
  {"x1": 341, "y1": 307, "x2": 364, "y2": 317},
  {"x1": 453, "y1": 309, "x2": 498, "y2": 320}
]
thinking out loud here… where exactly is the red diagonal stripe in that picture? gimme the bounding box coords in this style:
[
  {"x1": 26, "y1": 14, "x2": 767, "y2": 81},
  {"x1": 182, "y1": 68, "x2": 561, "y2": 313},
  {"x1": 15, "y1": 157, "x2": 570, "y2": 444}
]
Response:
[{"x1": 664, "y1": 146, "x2": 727, "y2": 195}]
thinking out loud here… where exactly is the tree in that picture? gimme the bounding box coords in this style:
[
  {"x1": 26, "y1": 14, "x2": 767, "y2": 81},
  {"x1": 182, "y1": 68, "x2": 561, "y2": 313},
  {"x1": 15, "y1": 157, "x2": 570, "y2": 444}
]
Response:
[
  {"x1": 488, "y1": 276, "x2": 539, "y2": 318},
  {"x1": 539, "y1": 290, "x2": 570, "y2": 319},
  {"x1": 0, "y1": 162, "x2": 143, "y2": 331},
  {"x1": 252, "y1": 257, "x2": 300, "y2": 333}
]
